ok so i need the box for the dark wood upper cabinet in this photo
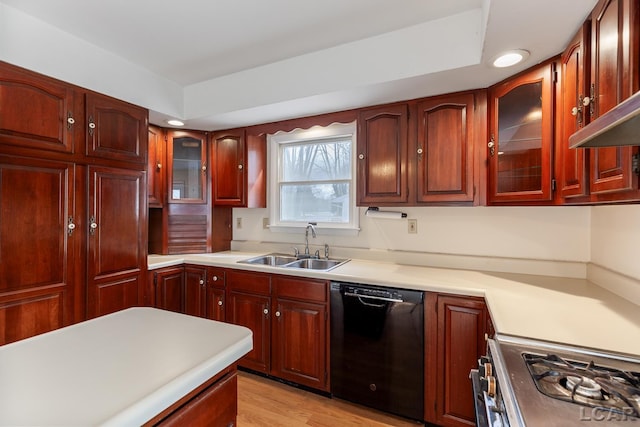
[357,104,409,205]
[85,92,148,164]
[558,24,591,200]
[148,125,165,208]
[212,129,246,206]
[167,130,208,204]
[0,62,81,156]
[416,93,476,203]
[589,0,639,196]
[488,63,555,203]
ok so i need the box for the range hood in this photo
[569,89,640,148]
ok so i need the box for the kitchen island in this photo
[0,307,252,426]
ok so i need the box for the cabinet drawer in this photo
[273,276,327,303]
[227,270,270,295]
[207,267,226,288]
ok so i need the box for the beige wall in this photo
[591,204,640,280]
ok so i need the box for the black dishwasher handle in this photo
[343,291,403,303]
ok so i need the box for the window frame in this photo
[268,121,359,235]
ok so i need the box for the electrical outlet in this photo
[236,217,242,229]
[408,219,417,234]
[262,218,269,229]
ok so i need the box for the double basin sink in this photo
[238,253,349,271]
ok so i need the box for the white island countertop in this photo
[0,307,252,426]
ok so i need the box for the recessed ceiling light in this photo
[167,119,185,127]
[492,49,530,68]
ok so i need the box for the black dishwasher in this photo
[330,281,424,421]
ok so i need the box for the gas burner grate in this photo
[523,353,640,418]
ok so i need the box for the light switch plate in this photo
[236,217,242,229]
[408,219,417,234]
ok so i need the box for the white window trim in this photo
[267,121,359,236]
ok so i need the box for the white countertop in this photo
[0,307,252,426]
[149,251,640,358]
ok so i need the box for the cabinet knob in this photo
[199,279,204,285]
[487,137,495,157]
[263,308,269,315]
[202,163,207,173]
[571,106,579,116]
[275,311,281,317]
[238,164,243,170]
[417,148,423,155]
[358,154,365,160]
[67,217,76,235]
[156,162,162,170]
[212,275,218,282]
[89,217,98,235]
[218,300,223,306]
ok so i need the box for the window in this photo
[268,122,358,234]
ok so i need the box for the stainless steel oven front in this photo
[472,335,640,427]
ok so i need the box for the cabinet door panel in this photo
[167,130,207,204]
[227,290,270,373]
[427,295,487,426]
[590,0,638,195]
[417,94,475,203]
[206,287,226,322]
[87,167,145,317]
[357,104,408,204]
[0,63,79,155]
[212,130,245,206]
[148,125,165,207]
[272,298,327,390]
[488,64,554,203]
[85,92,147,164]
[0,156,77,344]
[155,267,185,313]
[184,266,206,317]
[559,27,589,199]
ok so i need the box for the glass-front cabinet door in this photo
[167,130,207,204]
[488,64,554,203]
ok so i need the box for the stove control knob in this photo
[486,375,496,398]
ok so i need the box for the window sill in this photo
[267,225,360,237]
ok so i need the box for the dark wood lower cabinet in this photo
[154,267,185,313]
[145,365,238,427]
[226,270,329,392]
[425,293,491,427]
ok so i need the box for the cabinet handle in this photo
[88,115,96,136]
[488,136,495,157]
[199,279,205,286]
[67,113,75,130]
[358,154,365,160]
[67,217,76,235]
[275,311,281,317]
[202,163,207,173]
[263,308,269,315]
[89,216,98,235]
[212,275,218,282]
[156,162,162,171]
[218,300,223,306]
[238,164,243,170]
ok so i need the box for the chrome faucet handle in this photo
[293,247,299,257]
[324,243,329,259]
[314,249,320,259]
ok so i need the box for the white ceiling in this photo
[1,0,597,130]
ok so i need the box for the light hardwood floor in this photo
[237,371,422,427]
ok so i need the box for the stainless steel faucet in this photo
[304,223,317,256]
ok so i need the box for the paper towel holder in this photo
[365,207,408,219]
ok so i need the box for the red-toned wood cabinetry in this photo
[488,63,555,204]
[357,93,482,206]
[226,269,329,391]
[425,293,492,427]
[184,265,226,321]
[588,0,640,198]
[0,61,148,342]
[148,125,165,208]
[357,104,409,205]
[154,266,185,313]
[211,129,246,206]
